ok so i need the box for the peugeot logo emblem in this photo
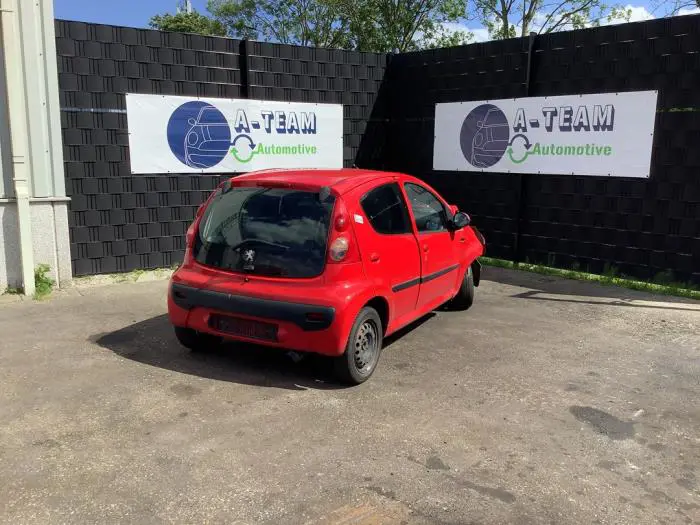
[242,249,255,263]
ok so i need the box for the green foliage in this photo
[472,0,630,40]
[3,286,22,295]
[340,0,472,52]
[33,264,54,300]
[207,0,472,52]
[208,0,352,47]
[151,0,644,50]
[650,0,700,16]
[149,10,227,36]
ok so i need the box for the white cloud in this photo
[591,4,654,26]
[469,27,491,42]
[434,22,492,44]
[609,4,655,24]
[626,4,655,21]
[677,6,700,15]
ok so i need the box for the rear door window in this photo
[360,183,411,235]
[194,186,335,278]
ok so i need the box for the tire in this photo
[334,307,383,385]
[449,265,475,311]
[174,326,221,353]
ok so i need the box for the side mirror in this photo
[451,211,471,230]
[448,204,458,216]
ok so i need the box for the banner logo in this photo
[436,92,657,178]
[167,101,231,169]
[127,94,343,174]
[166,101,320,169]
[460,104,510,168]
[457,101,618,169]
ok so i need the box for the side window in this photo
[360,183,411,235]
[404,183,448,233]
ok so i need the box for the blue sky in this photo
[53,0,698,40]
[54,0,210,28]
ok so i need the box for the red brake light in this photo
[327,198,359,264]
[335,214,348,232]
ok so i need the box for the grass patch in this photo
[114,268,147,283]
[33,264,54,300]
[3,286,23,295]
[480,257,700,301]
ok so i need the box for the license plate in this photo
[209,315,278,342]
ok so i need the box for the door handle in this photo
[423,245,429,252]
[459,238,466,243]
[369,252,380,262]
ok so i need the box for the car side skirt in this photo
[391,263,460,293]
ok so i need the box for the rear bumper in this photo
[168,282,346,356]
[171,282,335,331]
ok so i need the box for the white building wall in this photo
[0,0,72,292]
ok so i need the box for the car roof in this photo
[234,168,410,195]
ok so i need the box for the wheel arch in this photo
[364,296,390,336]
[471,259,482,287]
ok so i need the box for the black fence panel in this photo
[58,16,700,285]
[377,16,700,285]
[57,20,387,276]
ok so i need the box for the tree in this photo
[472,0,630,40]
[340,0,472,52]
[207,0,353,48]
[649,0,700,15]
[207,0,472,52]
[149,10,227,36]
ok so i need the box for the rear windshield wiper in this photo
[227,239,289,252]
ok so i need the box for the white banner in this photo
[434,91,658,178]
[125,94,343,174]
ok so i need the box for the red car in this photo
[168,169,485,384]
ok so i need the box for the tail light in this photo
[327,197,360,264]
[329,237,349,261]
[183,223,197,265]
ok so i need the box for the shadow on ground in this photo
[94,312,437,390]
[488,268,700,311]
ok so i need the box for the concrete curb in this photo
[69,268,176,289]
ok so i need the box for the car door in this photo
[355,182,422,326]
[403,182,461,312]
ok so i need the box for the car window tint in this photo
[195,187,335,278]
[404,183,448,233]
[360,183,411,235]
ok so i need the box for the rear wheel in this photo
[174,326,221,353]
[449,265,475,310]
[334,307,383,385]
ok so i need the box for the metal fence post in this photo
[239,39,250,99]
[513,32,537,264]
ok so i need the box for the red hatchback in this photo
[168,169,485,384]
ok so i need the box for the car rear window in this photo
[194,186,335,278]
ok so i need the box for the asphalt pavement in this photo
[1,267,698,524]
